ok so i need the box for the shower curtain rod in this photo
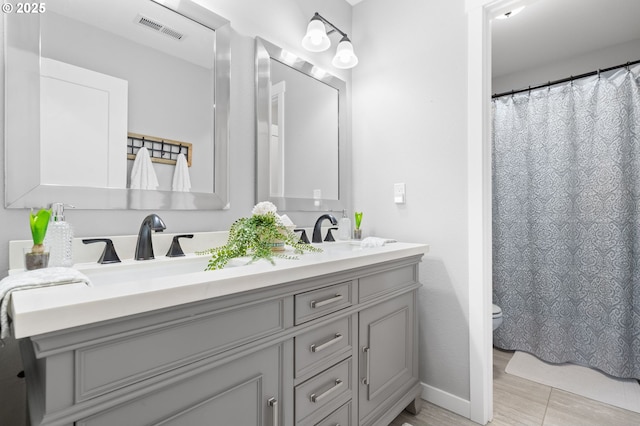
[492,58,640,99]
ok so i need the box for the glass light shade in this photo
[332,38,358,69]
[302,19,330,52]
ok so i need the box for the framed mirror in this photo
[4,0,230,209]
[255,37,347,211]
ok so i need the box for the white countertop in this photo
[10,241,428,338]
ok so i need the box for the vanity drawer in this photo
[295,358,352,425]
[295,281,353,325]
[315,400,352,426]
[359,264,416,302]
[295,316,352,378]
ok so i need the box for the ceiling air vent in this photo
[136,15,184,41]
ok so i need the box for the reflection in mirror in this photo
[4,0,230,209]
[269,60,339,200]
[256,37,347,211]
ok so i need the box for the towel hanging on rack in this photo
[130,147,159,190]
[172,153,191,192]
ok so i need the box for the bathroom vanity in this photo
[10,241,427,426]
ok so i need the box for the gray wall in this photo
[352,0,471,404]
[492,37,640,95]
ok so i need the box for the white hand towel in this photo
[360,237,397,248]
[130,147,159,190]
[278,214,295,227]
[172,153,191,192]
[0,267,92,339]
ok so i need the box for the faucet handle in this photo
[324,227,338,242]
[82,238,121,264]
[294,229,310,244]
[166,234,194,257]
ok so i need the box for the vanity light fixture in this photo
[301,12,358,69]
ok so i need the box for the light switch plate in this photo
[394,183,406,204]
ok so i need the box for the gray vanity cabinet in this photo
[76,343,284,426]
[358,292,417,426]
[19,254,423,426]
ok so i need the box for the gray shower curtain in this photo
[492,66,640,379]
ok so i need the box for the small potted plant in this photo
[200,201,320,270]
[25,208,52,270]
[353,211,363,240]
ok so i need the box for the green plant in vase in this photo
[199,202,320,270]
[26,208,52,270]
[353,211,363,239]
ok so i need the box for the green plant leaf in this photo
[29,208,52,246]
[198,212,321,270]
[354,211,363,229]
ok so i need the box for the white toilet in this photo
[492,304,503,331]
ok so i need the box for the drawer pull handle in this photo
[310,379,343,403]
[310,333,343,353]
[268,397,278,426]
[310,294,343,308]
[362,346,371,385]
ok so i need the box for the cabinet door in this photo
[76,344,283,426]
[358,292,415,423]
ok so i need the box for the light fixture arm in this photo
[311,12,350,41]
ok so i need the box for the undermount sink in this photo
[75,242,368,287]
[312,240,364,252]
[75,254,219,287]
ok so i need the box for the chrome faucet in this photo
[312,214,338,243]
[134,214,166,260]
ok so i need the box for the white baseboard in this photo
[421,382,471,419]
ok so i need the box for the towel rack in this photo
[127,132,192,167]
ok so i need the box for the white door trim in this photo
[466,0,538,423]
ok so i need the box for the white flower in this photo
[252,201,278,216]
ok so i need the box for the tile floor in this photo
[389,349,640,426]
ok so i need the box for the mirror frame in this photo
[255,37,347,212]
[4,0,230,210]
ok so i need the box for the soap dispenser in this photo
[46,203,74,267]
[338,209,352,240]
